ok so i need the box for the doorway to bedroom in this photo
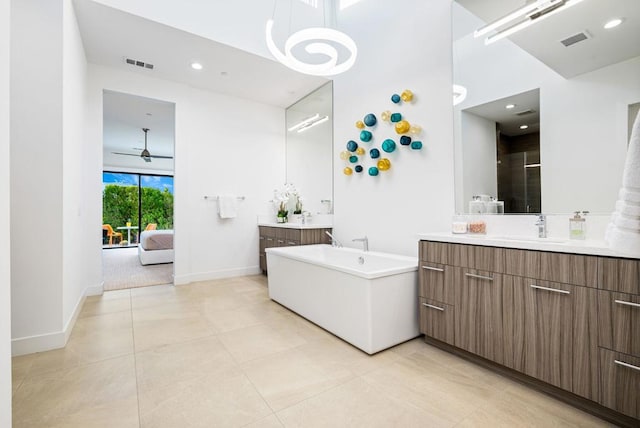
[102,90,175,291]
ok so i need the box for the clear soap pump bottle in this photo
[569,211,586,240]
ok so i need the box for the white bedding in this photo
[138,230,174,265]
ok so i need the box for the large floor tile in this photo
[360,351,511,425]
[218,323,308,363]
[138,367,272,428]
[11,354,35,396]
[135,336,237,394]
[276,377,452,428]
[243,414,284,428]
[241,346,355,411]
[26,312,134,376]
[79,292,131,318]
[132,312,216,352]
[455,382,613,428]
[13,355,138,427]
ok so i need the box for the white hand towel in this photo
[623,109,640,189]
[218,195,238,219]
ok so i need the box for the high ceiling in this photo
[456,0,640,78]
[74,0,329,172]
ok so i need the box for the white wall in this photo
[0,0,12,422]
[62,0,99,333]
[87,65,286,285]
[10,0,65,348]
[332,0,454,257]
[461,111,497,205]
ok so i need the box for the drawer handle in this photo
[530,284,570,295]
[422,302,444,312]
[465,273,493,281]
[266,238,273,241]
[259,237,265,240]
[614,360,640,372]
[422,265,444,272]
[288,241,297,245]
[614,299,640,309]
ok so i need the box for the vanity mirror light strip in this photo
[530,284,570,294]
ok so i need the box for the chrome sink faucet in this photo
[325,231,342,247]
[535,214,547,238]
[352,236,369,252]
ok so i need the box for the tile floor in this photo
[12,275,612,427]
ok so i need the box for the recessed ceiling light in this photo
[505,104,516,109]
[604,18,623,29]
[220,71,228,76]
[191,62,203,70]
[520,125,529,130]
[145,112,152,116]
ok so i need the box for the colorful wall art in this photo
[342,89,423,177]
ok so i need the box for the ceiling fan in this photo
[112,128,173,163]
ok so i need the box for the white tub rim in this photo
[265,244,417,280]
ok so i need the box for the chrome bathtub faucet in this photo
[352,236,369,252]
[535,214,547,238]
[325,231,343,247]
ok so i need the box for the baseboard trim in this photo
[174,266,261,285]
[12,282,103,356]
[424,336,639,428]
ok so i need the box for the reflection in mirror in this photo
[285,81,333,215]
[453,0,640,214]
[461,89,541,213]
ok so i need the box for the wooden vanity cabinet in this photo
[258,226,332,273]
[597,257,640,419]
[419,240,638,425]
[454,267,504,364]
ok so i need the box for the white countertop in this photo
[418,232,639,259]
[258,221,333,229]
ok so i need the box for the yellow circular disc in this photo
[355,120,365,129]
[377,158,391,171]
[401,89,414,102]
[380,110,391,122]
[395,120,411,134]
[409,124,422,135]
[343,167,353,176]
[339,150,350,160]
[356,147,365,155]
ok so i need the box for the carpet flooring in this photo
[102,247,173,291]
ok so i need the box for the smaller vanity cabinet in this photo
[597,257,640,419]
[258,226,332,273]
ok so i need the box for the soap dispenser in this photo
[569,211,586,240]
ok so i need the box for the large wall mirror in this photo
[285,81,333,215]
[453,0,640,214]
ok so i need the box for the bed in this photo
[138,230,174,265]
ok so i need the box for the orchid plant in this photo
[274,183,303,218]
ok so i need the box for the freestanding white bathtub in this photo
[266,244,419,354]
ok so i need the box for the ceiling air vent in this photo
[124,57,154,70]
[515,109,536,116]
[560,31,591,47]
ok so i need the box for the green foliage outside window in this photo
[102,185,173,239]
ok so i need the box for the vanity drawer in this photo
[598,291,640,357]
[420,241,452,265]
[419,297,454,345]
[599,257,640,294]
[539,252,598,287]
[452,244,505,272]
[599,348,640,420]
[419,263,454,304]
[504,248,540,278]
